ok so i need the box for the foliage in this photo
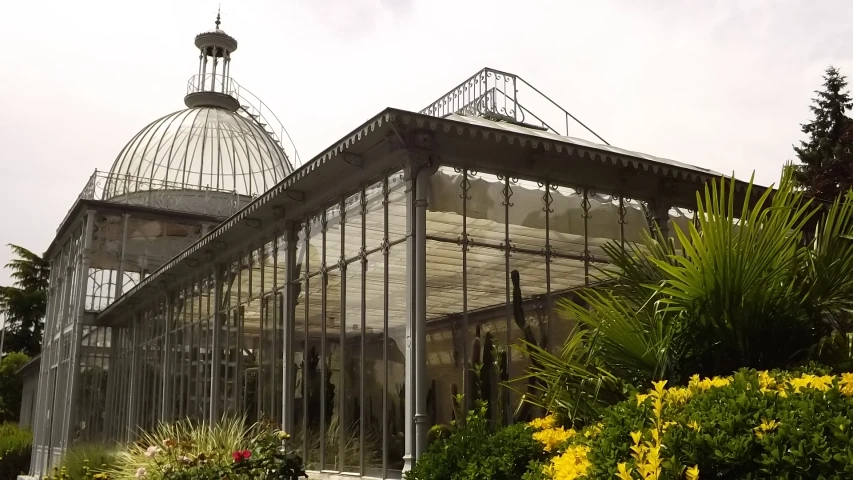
[517,169,853,424]
[795,66,853,199]
[290,413,382,471]
[58,443,118,480]
[231,427,306,480]
[105,418,305,479]
[45,461,111,480]
[405,401,548,480]
[0,422,33,479]
[0,351,30,422]
[107,417,253,478]
[0,244,49,357]
[522,368,853,480]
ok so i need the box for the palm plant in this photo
[518,169,853,425]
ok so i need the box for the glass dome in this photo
[104,107,293,199]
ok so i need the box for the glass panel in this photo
[324,271,342,471]
[387,244,406,474]
[508,252,548,422]
[388,170,407,242]
[550,185,586,259]
[87,214,123,310]
[668,206,694,251]
[304,224,323,470]
[622,197,649,245]
[292,262,307,461]
[342,258,363,474]
[242,250,263,424]
[363,251,385,477]
[464,244,509,424]
[364,181,384,253]
[324,207,343,471]
[426,167,464,242]
[507,178,548,252]
[122,216,204,282]
[425,239,464,429]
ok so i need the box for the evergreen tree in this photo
[0,245,49,357]
[794,66,853,199]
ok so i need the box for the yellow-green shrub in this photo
[526,368,853,479]
[0,423,32,479]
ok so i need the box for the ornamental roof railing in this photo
[58,170,244,232]
[419,67,610,145]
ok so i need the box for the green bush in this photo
[405,402,548,480]
[0,423,32,479]
[60,443,118,479]
[0,352,30,423]
[525,368,853,479]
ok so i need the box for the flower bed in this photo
[524,369,853,479]
[43,419,307,480]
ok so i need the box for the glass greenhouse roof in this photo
[104,107,293,199]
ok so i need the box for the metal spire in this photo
[215,5,221,30]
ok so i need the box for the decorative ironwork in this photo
[581,190,593,220]
[582,188,592,283]
[542,181,555,264]
[458,171,472,202]
[500,176,515,258]
[618,197,628,249]
[500,176,515,208]
[319,209,329,233]
[541,183,555,214]
[419,67,610,145]
[381,175,391,206]
[63,170,242,231]
[617,197,629,225]
[359,188,368,217]
[457,168,474,252]
[642,201,657,233]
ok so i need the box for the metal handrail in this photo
[513,74,609,145]
[185,74,302,168]
[232,82,302,168]
[419,67,609,145]
[58,170,242,232]
[186,73,240,98]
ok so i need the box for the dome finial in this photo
[215,5,221,30]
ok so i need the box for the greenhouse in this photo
[24,17,755,480]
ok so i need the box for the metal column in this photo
[160,293,174,421]
[64,210,96,451]
[126,316,140,443]
[413,166,430,459]
[402,167,416,471]
[115,214,130,298]
[282,224,297,435]
[209,263,225,424]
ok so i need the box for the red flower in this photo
[232,449,252,463]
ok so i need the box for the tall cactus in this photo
[511,269,548,422]
[468,327,503,422]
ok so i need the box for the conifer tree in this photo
[794,66,853,199]
[0,245,49,356]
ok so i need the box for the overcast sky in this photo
[1,0,852,288]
